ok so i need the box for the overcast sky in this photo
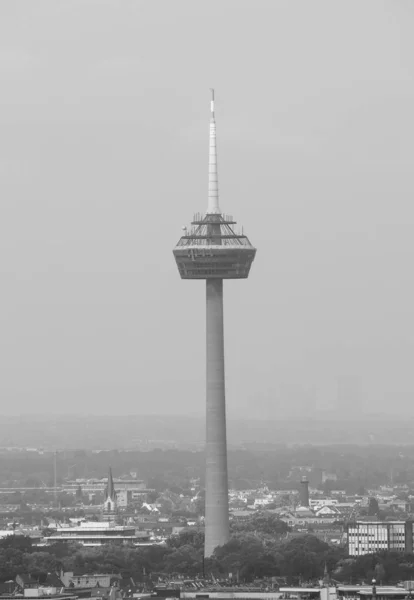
[1,0,413,418]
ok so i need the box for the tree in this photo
[231,514,290,537]
[367,497,380,517]
[213,535,277,582]
[24,552,59,576]
[164,545,202,576]
[76,485,83,501]
[167,530,204,551]
[0,548,25,582]
[0,536,32,551]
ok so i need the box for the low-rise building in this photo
[315,505,341,517]
[16,573,64,591]
[115,490,132,508]
[310,498,339,507]
[60,572,116,588]
[337,585,412,600]
[347,520,414,555]
[43,521,153,547]
[280,510,338,527]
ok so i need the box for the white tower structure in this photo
[173,91,256,557]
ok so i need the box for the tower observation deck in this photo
[173,91,256,558]
[173,212,256,279]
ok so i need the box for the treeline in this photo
[0,531,339,583]
[3,444,414,493]
[3,523,414,585]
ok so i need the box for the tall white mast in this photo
[207,89,221,215]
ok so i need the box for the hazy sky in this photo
[1,0,414,418]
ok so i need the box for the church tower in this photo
[102,467,117,522]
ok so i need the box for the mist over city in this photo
[1,1,414,599]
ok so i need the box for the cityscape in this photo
[1,2,414,600]
[3,440,414,595]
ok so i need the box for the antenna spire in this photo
[207,88,221,215]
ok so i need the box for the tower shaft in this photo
[205,277,229,556]
[299,476,310,507]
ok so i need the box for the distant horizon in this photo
[0,410,412,421]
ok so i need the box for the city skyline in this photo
[2,0,414,592]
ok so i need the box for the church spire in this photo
[102,466,117,522]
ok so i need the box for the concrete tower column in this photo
[205,277,229,557]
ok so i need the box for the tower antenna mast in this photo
[54,451,57,507]
[207,88,220,215]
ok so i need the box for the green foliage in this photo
[335,551,414,584]
[167,529,204,551]
[24,552,59,576]
[0,536,32,551]
[367,497,380,517]
[212,534,345,583]
[231,514,290,537]
[214,535,277,580]
[164,545,202,577]
[1,532,414,585]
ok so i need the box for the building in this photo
[315,505,341,517]
[337,586,412,600]
[347,520,414,555]
[11,593,76,600]
[182,589,335,600]
[322,471,338,483]
[310,498,339,507]
[62,478,148,494]
[173,93,256,558]
[16,575,43,590]
[60,572,114,588]
[43,521,152,547]
[0,529,22,539]
[280,510,338,528]
[15,572,64,592]
[116,489,132,508]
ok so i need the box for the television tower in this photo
[173,91,256,557]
